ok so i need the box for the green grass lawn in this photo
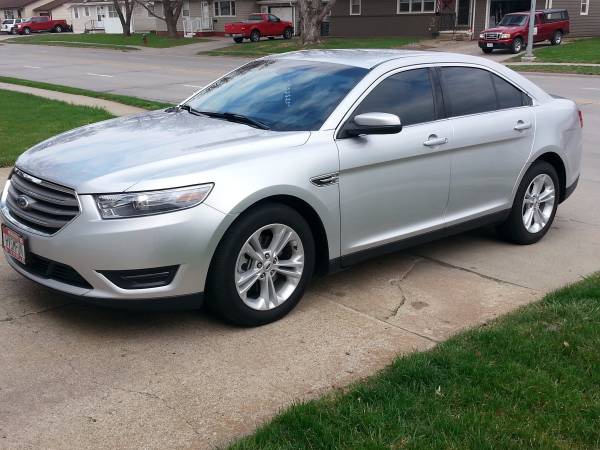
[204,37,420,57]
[531,38,600,64]
[7,33,209,50]
[231,274,600,449]
[0,76,173,110]
[0,90,113,166]
[508,65,600,76]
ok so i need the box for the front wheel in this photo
[551,30,563,45]
[54,25,63,33]
[283,27,293,39]
[249,29,260,42]
[497,161,559,245]
[482,47,493,54]
[207,203,315,326]
[511,37,523,54]
[233,37,243,43]
[23,27,31,35]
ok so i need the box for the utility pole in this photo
[522,0,537,61]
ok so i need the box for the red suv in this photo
[478,9,569,54]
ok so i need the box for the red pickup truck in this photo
[15,16,71,35]
[224,13,294,43]
[478,8,569,54]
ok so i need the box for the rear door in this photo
[439,66,535,223]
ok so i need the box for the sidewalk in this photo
[508,61,600,66]
[0,82,144,116]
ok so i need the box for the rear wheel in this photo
[207,203,315,326]
[497,161,559,245]
[54,25,63,33]
[283,27,293,39]
[551,30,563,45]
[511,37,523,54]
[482,47,493,54]
[233,37,243,43]
[23,27,31,35]
[249,29,260,42]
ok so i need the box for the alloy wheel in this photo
[522,174,555,233]
[235,223,304,311]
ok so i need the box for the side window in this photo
[353,68,436,127]
[491,74,527,109]
[440,67,498,117]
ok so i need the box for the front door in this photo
[96,5,105,28]
[438,66,535,222]
[337,68,452,258]
[456,0,470,26]
[200,1,211,30]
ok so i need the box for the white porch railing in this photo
[183,15,213,37]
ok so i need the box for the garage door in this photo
[270,6,293,24]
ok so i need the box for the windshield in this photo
[498,14,527,26]
[185,59,368,131]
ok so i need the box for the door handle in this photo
[514,120,532,131]
[423,136,448,147]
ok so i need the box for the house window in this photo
[581,0,589,15]
[183,0,190,16]
[146,3,154,16]
[84,6,90,16]
[108,5,118,18]
[214,1,235,16]
[73,7,79,18]
[398,0,435,13]
[4,9,15,19]
[350,0,361,15]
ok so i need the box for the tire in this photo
[510,37,523,54]
[482,48,493,54]
[283,27,293,39]
[551,30,563,45]
[497,161,559,245]
[54,25,62,33]
[207,203,315,326]
[249,29,260,42]
[23,27,31,35]
[233,37,243,43]
[10,28,16,35]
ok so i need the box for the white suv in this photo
[1,18,24,34]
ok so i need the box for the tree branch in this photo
[135,0,166,21]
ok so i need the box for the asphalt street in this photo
[0,42,599,450]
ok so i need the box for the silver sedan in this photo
[1,50,583,325]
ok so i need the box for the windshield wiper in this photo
[195,110,271,130]
[178,104,205,116]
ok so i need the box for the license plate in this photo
[2,224,27,264]
[486,43,493,48]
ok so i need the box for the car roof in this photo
[267,49,497,70]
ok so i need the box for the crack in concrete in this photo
[0,302,73,324]
[384,258,423,320]
[328,299,440,344]
[567,218,600,228]
[410,253,536,291]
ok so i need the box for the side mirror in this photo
[341,112,402,138]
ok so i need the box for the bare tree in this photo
[113,0,135,36]
[136,0,184,38]
[297,0,337,45]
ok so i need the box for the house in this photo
[327,0,600,38]
[0,0,70,19]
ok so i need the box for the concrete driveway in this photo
[0,45,599,448]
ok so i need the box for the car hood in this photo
[16,110,310,194]
[482,27,518,33]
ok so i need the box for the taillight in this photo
[578,110,584,128]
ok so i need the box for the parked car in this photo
[15,16,71,35]
[479,8,570,54]
[1,51,582,326]
[224,13,293,43]
[1,18,25,34]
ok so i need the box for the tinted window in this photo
[441,67,497,117]
[492,74,525,109]
[354,69,436,126]
[247,14,262,21]
[186,60,367,131]
[269,14,278,21]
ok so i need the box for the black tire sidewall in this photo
[512,37,523,53]
[500,161,559,244]
[207,203,315,326]
[284,28,292,39]
[250,30,260,42]
[552,31,562,45]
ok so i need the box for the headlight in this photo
[479,33,485,39]
[95,184,213,219]
[501,33,511,39]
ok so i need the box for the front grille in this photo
[484,32,501,40]
[5,169,80,235]
[13,252,92,289]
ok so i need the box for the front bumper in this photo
[1,186,235,302]
[478,39,512,50]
